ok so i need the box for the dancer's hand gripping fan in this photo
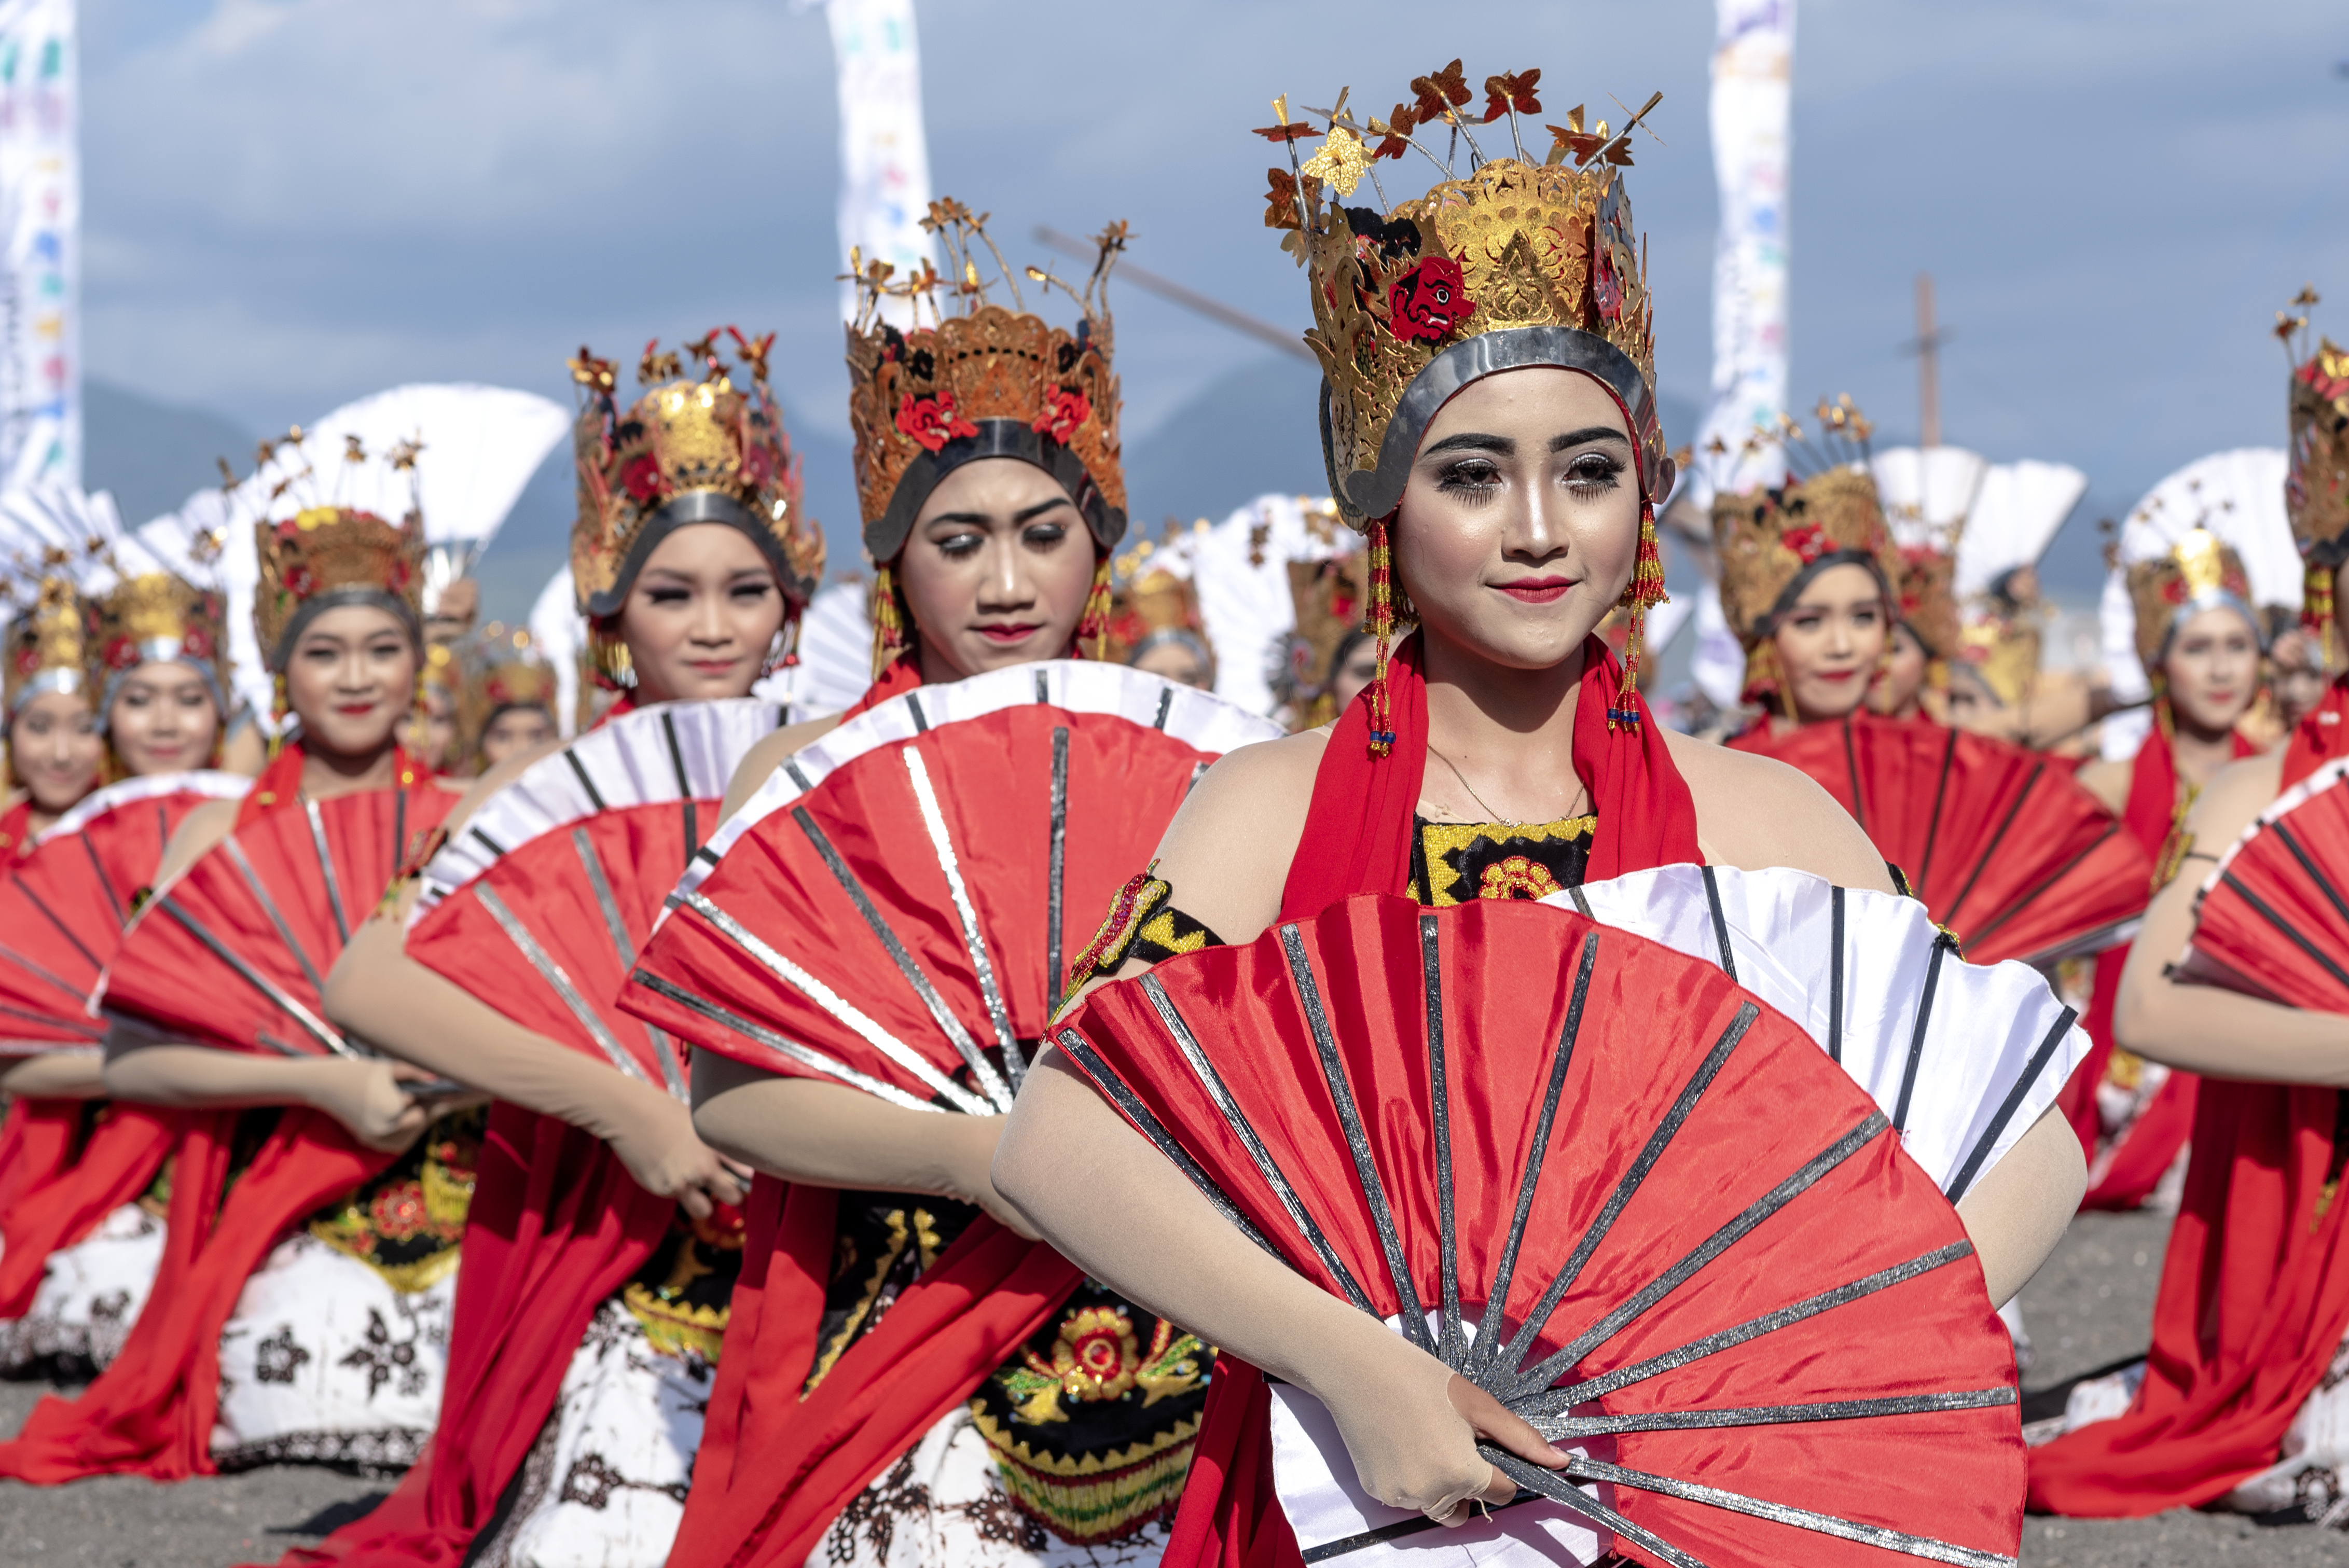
[1758,714,2151,967]
[98,783,457,1058]
[620,662,1282,1113]
[404,700,789,1094]
[0,771,250,1048]
[2173,755,2349,1009]
[1056,894,2029,1568]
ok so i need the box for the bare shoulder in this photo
[2074,756,2132,816]
[155,797,241,885]
[2184,747,2287,853]
[1149,727,1330,945]
[721,712,845,822]
[435,734,569,836]
[1661,729,1895,892]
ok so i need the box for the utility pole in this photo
[1914,273,1943,449]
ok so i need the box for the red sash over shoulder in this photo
[1171,635,1699,1568]
[0,745,448,1483]
[2029,677,2349,1516]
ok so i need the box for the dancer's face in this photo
[284,605,417,760]
[898,458,1096,681]
[1870,622,1929,719]
[1392,368,1664,673]
[2269,626,2329,732]
[478,705,557,769]
[618,523,784,705]
[2162,606,2258,734]
[8,690,100,811]
[1770,563,1888,723]
[108,661,220,775]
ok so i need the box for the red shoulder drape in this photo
[1173,635,1701,1568]
[2029,677,2349,1515]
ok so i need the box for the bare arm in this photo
[1953,1104,2084,1304]
[2114,751,2349,1081]
[690,1050,1030,1237]
[0,1050,107,1100]
[102,1037,429,1153]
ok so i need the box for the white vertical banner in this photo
[0,0,72,492]
[1693,0,1792,500]
[825,0,934,328]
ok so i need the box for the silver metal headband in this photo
[865,417,1126,565]
[578,490,811,620]
[7,666,84,719]
[1323,326,1663,524]
[2155,588,2264,662]
[268,585,421,672]
[99,641,230,734]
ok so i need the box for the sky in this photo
[75,0,2349,594]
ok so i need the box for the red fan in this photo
[100,784,456,1056]
[0,772,249,1048]
[2175,756,2349,1008]
[405,700,786,1094]
[1755,714,2150,966]
[621,662,1282,1107]
[1057,893,2023,1568]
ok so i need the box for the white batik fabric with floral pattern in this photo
[210,1231,458,1473]
[0,1200,164,1375]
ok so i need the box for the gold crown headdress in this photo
[2123,526,2256,674]
[846,206,1129,672]
[2281,288,2349,630]
[1261,67,1670,741]
[1102,527,1215,683]
[1708,401,1900,703]
[567,328,824,665]
[1,566,89,719]
[458,622,558,753]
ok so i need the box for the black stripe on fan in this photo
[1137,972,1377,1316]
[1539,1385,2015,1440]
[661,711,699,856]
[627,969,933,1111]
[563,747,607,813]
[1153,685,1174,730]
[0,997,101,1037]
[2270,818,2349,933]
[1466,933,1598,1380]
[906,694,929,732]
[81,835,124,925]
[1479,1453,1706,1568]
[790,806,998,1090]
[1892,934,1956,1134]
[393,789,408,881]
[1421,915,1463,1364]
[1944,1006,2078,1204]
[470,827,507,859]
[0,937,92,1001]
[2213,869,2349,992]
[1295,1494,1543,1563]
[1489,1001,1760,1384]
[1053,1027,1282,1260]
[13,875,103,972]
[574,826,688,1100]
[303,803,352,947]
[1185,759,1209,797]
[1281,924,1433,1352]
[1702,864,1737,980]
[154,895,348,1056]
[1523,1240,1978,1412]
[1829,885,1846,1064]
[223,838,329,997]
[1046,727,1069,1018]
[1939,760,2043,931]
[1961,822,2119,953]
[1842,717,1867,834]
[1034,669,1049,705]
[1555,1453,2018,1567]
[1505,1111,1891,1399]
[784,758,815,793]
[1915,726,1959,893]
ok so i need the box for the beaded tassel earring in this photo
[1364,515,1398,757]
[1608,501,1668,730]
[1075,554,1114,660]
[267,672,288,761]
[2305,559,2336,638]
[868,564,907,678]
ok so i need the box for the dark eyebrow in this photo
[1422,432,1514,457]
[923,494,1077,530]
[1550,426,1632,452]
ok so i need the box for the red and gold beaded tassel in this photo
[1364,515,1398,757]
[1075,554,1114,659]
[1609,501,1668,730]
[868,564,907,677]
[2306,558,2336,645]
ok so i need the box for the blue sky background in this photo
[74,0,2349,610]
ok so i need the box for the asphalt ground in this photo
[1,1209,2344,1565]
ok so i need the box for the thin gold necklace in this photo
[1427,745,1585,827]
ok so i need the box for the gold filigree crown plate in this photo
[2290,337,2349,563]
[2123,528,2257,672]
[569,330,825,620]
[1710,468,1900,647]
[255,506,427,672]
[5,575,88,716]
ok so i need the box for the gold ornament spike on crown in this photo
[568,327,825,623]
[89,572,231,718]
[1261,73,1666,525]
[844,203,1128,562]
[254,505,426,671]
[2123,526,2255,672]
[3,573,88,717]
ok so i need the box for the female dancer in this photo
[2060,515,2269,1211]
[283,329,824,1567]
[462,627,560,770]
[0,573,100,853]
[991,79,2084,1563]
[2029,321,2349,1522]
[617,215,1274,1567]
[0,537,246,1376]
[0,494,472,1483]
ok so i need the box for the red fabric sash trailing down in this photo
[2056,719,2254,1209]
[256,1105,674,1568]
[1173,632,1703,1568]
[2030,676,2349,1516]
[0,1100,181,1317]
[0,797,34,857]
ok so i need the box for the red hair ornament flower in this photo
[1779,523,1831,565]
[1033,386,1091,443]
[896,390,980,454]
[1386,256,1474,344]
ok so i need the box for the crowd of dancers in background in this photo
[0,58,2345,1568]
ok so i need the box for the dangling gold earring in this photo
[868,564,907,678]
[1075,554,1113,660]
[1365,514,1398,757]
[1609,501,1668,730]
[267,672,288,761]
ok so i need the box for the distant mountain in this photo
[84,378,255,527]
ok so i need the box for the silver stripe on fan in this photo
[902,747,1023,1093]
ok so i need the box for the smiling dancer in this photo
[989,68,2085,1566]
[0,564,100,854]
